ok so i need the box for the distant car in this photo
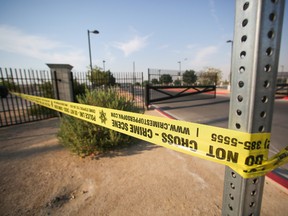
[0,85,9,98]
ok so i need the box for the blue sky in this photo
[0,0,287,80]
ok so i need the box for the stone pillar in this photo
[47,64,74,102]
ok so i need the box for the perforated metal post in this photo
[222,1,285,215]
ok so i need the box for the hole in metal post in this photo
[264,80,270,88]
[229,193,234,200]
[241,35,247,42]
[261,96,268,103]
[251,190,257,196]
[264,64,272,72]
[269,13,276,22]
[236,123,241,129]
[266,47,273,56]
[240,51,246,58]
[230,183,236,189]
[228,204,233,211]
[236,109,242,116]
[237,95,243,102]
[252,178,259,184]
[239,66,245,73]
[242,19,248,27]
[249,202,256,207]
[258,126,265,132]
[267,30,274,39]
[231,172,237,178]
[260,111,266,118]
[243,2,249,10]
[238,81,244,88]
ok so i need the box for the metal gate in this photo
[276,72,288,97]
[145,68,217,108]
[0,68,56,127]
[72,71,145,111]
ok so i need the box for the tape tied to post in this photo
[12,92,288,178]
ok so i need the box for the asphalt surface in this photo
[150,90,288,188]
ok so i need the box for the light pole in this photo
[103,60,106,72]
[178,61,181,85]
[87,29,99,72]
[177,61,181,74]
[227,40,233,90]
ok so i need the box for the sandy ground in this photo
[0,110,287,216]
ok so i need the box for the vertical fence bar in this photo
[17,69,26,122]
[0,68,8,126]
[145,84,150,109]
[29,69,38,121]
[24,69,34,122]
[222,0,285,215]
[6,68,15,125]
[14,68,25,123]
[53,71,60,100]
[13,68,23,123]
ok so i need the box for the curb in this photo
[151,105,288,190]
[266,171,288,190]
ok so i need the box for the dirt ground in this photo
[0,110,287,216]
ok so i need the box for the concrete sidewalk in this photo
[0,111,287,215]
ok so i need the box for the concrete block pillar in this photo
[47,63,74,102]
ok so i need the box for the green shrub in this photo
[57,88,140,156]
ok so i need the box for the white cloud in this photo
[0,25,86,69]
[113,35,150,56]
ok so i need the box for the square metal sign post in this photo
[222,0,285,215]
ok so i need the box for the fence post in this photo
[47,64,74,102]
[145,84,150,110]
[221,0,285,215]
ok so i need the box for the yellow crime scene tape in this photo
[13,92,288,178]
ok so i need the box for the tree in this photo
[159,74,172,85]
[182,70,197,85]
[142,80,149,86]
[151,78,159,85]
[106,70,116,86]
[198,67,222,85]
[174,79,181,86]
[87,66,116,88]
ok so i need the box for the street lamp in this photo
[178,61,182,85]
[87,29,99,72]
[103,60,106,72]
[178,61,181,74]
[227,40,233,90]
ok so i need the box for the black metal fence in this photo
[145,68,217,108]
[72,71,144,110]
[0,68,144,127]
[0,68,56,127]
